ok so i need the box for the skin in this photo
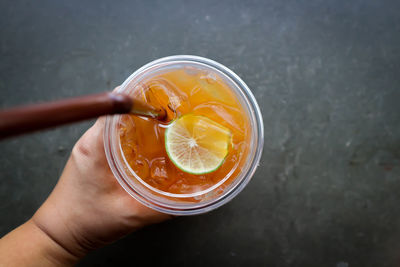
[0,117,170,266]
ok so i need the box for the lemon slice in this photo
[165,114,231,174]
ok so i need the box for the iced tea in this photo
[118,66,251,195]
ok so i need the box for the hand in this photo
[32,117,171,260]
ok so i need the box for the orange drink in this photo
[104,56,263,215]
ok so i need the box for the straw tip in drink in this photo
[155,108,167,121]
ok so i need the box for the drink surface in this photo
[118,66,251,195]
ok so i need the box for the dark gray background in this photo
[1,0,400,266]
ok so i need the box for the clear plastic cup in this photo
[104,55,263,215]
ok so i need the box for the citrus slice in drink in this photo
[165,114,231,174]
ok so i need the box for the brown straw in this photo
[0,92,165,140]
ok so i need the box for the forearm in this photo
[0,119,170,266]
[0,219,80,267]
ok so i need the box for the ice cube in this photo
[200,72,217,84]
[150,157,168,180]
[133,156,150,179]
[167,178,191,194]
[144,78,190,122]
[118,115,136,134]
[130,82,149,102]
[119,115,139,159]
[193,102,246,137]
[122,142,137,160]
[184,65,200,76]
[190,85,202,97]
[148,157,178,189]
[191,73,237,106]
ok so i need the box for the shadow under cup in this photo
[104,55,263,215]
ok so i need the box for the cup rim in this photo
[104,55,264,215]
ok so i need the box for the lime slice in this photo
[165,114,231,174]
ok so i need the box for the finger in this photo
[90,86,120,128]
[92,116,106,129]
[112,86,121,93]
[90,86,120,138]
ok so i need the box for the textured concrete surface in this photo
[1,0,400,266]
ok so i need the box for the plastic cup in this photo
[104,55,263,215]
